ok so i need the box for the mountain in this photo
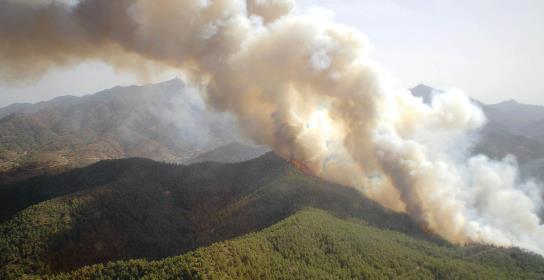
[2,154,543,279]
[186,142,270,164]
[411,85,544,182]
[519,118,544,144]
[1,153,439,279]
[472,125,544,163]
[487,100,544,135]
[0,96,84,119]
[0,103,33,119]
[3,81,543,184]
[410,84,544,140]
[410,84,436,105]
[0,79,249,183]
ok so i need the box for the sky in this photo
[0,0,543,107]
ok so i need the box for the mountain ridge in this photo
[0,78,246,183]
[1,152,445,278]
[3,81,544,184]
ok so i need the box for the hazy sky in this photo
[0,0,543,107]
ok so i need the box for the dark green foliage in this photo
[0,153,436,278]
[49,209,544,280]
[1,154,543,279]
[0,159,139,221]
[0,153,290,277]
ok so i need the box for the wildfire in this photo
[288,158,314,176]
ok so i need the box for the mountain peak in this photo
[411,84,435,93]
[159,76,184,87]
[186,142,270,164]
[499,99,520,105]
[410,84,437,105]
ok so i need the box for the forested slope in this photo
[1,153,434,279]
[49,209,544,280]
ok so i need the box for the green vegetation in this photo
[1,154,543,279]
[49,209,544,280]
[0,158,142,220]
[1,154,435,278]
[0,154,288,278]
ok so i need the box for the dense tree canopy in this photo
[1,155,543,279]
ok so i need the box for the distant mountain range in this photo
[2,81,544,184]
[411,84,544,180]
[2,81,544,185]
[411,84,544,145]
[2,153,542,279]
[0,79,263,183]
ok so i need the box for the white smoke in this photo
[0,0,542,255]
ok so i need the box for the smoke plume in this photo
[1,0,543,254]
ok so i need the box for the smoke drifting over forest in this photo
[1,0,542,255]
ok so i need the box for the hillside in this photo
[486,100,544,136]
[0,153,433,279]
[0,78,244,183]
[472,126,544,163]
[46,210,544,279]
[186,142,269,164]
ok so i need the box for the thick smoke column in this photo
[1,0,543,254]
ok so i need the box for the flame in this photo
[288,158,314,176]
